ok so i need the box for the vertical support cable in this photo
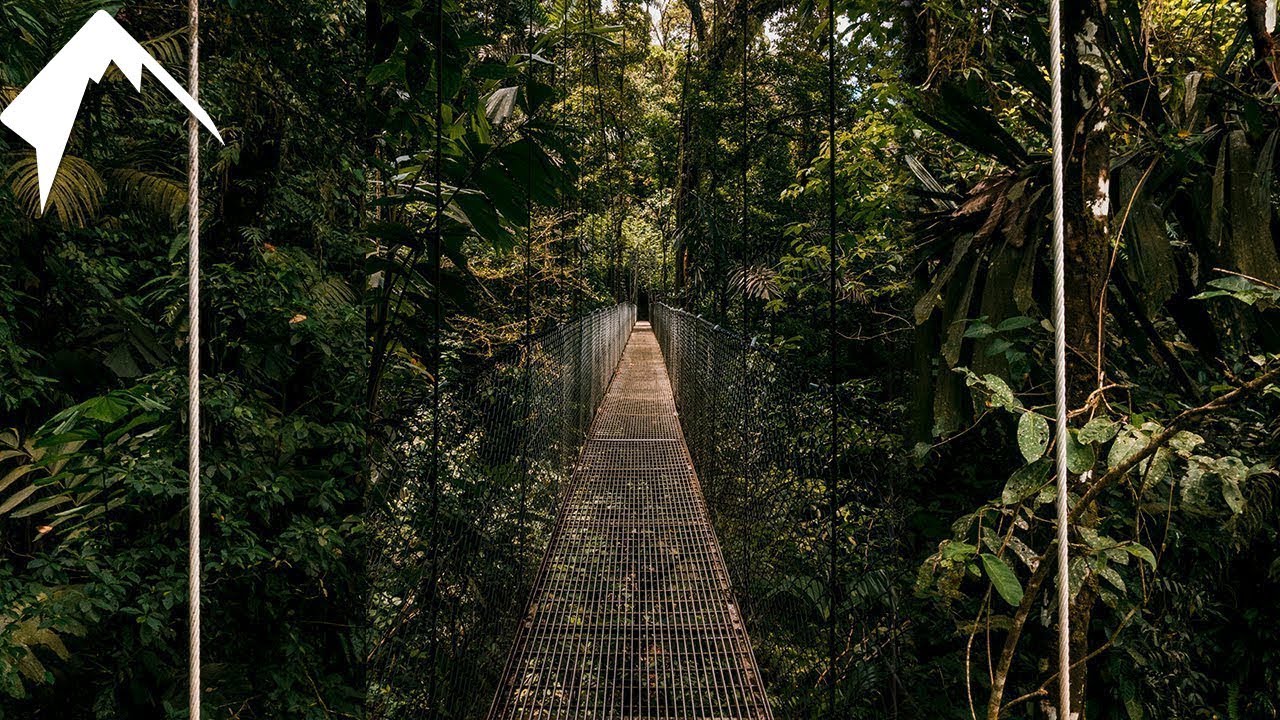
[1047,0,1072,714]
[186,1,201,717]
[524,2,535,340]
[670,15,695,297]
[573,18,587,434]
[824,0,839,713]
[738,0,752,607]
[572,10,585,320]
[587,0,608,302]
[428,0,445,709]
[739,5,749,322]
[615,0,629,301]
[520,0,536,553]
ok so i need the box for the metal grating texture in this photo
[487,322,774,719]
[369,303,637,720]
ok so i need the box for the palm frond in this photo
[106,167,187,222]
[3,152,104,228]
[729,263,781,301]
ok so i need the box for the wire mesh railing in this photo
[368,302,635,720]
[651,302,889,718]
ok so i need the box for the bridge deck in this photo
[488,323,773,719]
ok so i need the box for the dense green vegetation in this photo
[1,1,365,717]
[3,0,1279,717]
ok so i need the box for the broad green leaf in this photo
[961,370,1019,410]
[1078,417,1118,444]
[1218,457,1248,513]
[941,540,977,561]
[1139,447,1173,490]
[1169,431,1204,455]
[963,322,996,339]
[366,59,405,86]
[1193,275,1280,306]
[981,374,1017,410]
[1180,457,1212,511]
[1109,429,1149,470]
[1002,458,1050,505]
[1066,430,1096,474]
[1067,556,1089,600]
[1097,563,1126,594]
[1123,543,1157,569]
[1017,412,1049,462]
[979,553,1024,606]
[996,315,1038,332]
[81,395,130,423]
[1078,526,1118,551]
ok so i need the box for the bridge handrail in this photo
[649,300,866,712]
[651,301,842,395]
[367,301,636,719]
[449,301,637,380]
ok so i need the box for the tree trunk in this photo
[1063,0,1113,405]
[1244,0,1280,84]
[903,0,939,443]
[1062,3,1113,716]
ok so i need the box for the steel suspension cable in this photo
[428,0,445,709]
[587,0,610,300]
[186,1,201,717]
[1047,0,1072,714]
[519,0,536,554]
[824,0,839,713]
[549,22,566,320]
[739,4,749,321]
[738,0,754,607]
[572,8,588,318]
[615,0,630,301]
[670,14,695,296]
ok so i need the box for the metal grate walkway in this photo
[488,322,773,719]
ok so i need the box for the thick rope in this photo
[1047,0,1072,714]
[186,0,201,717]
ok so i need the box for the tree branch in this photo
[986,363,1280,718]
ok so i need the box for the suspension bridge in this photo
[369,302,852,718]
[488,320,772,718]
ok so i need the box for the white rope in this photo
[1047,0,1072,715]
[187,0,202,717]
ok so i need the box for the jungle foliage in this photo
[1,1,366,717]
[2,0,1279,718]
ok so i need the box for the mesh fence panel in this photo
[652,303,874,718]
[369,303,636,719]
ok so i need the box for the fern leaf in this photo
[3,152,104,228]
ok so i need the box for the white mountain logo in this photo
[1,10,222,211]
